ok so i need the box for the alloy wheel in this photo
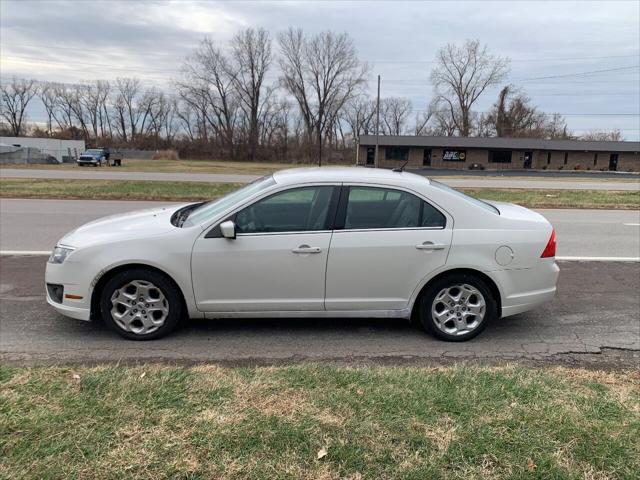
[431,284,486,336]
[110,280,169,335]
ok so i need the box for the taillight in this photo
[541,228,556,258]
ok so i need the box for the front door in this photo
[423,149,432,166]
[609,154,618,171]
[523,151,533,169]
[191,185,338,312]
[325,186,452,311]
[366,147,375,166]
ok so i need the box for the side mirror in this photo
[219,220,236,239]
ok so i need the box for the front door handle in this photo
[415,242,446,251]
[292,245,322,254]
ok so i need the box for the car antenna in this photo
[392,161,408,172]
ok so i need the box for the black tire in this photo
[418,273,497,342]
[100,268,184,340]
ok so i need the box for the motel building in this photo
[357,135,640,172]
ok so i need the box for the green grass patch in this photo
[2,178,639,209]
[461,188,640,209]
[0,178,241,202]
[1,364,638,479]
[0,159,332,175]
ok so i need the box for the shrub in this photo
[152,149,179,161]
[574,164,582,170]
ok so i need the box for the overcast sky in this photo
[1,0,639,138]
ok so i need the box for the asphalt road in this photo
[1,256,638,367]
[1,198,638,258]
[2,168,639,190]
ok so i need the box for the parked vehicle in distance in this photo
[45,168,559,341]
[77,148,109,166]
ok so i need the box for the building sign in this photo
[443,149,466,162]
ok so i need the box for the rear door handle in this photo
[415,242,446,251]
[292,245,322,254]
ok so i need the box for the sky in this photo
[1,0,639,139]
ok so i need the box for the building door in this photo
[523,151,533,169]
[423,149,432,167]
[609,154,618,171]
[366,147,375,166]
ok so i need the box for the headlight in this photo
[48,246,75,264]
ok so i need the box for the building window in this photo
[547,152,551,165]
[442,149,466,162]
[384,147,409,161]
[489,150,512,163]
[564,152,568,165]
[594,153,598,166]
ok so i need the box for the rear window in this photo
[430,180,500,214]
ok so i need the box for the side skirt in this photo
[202,308,412,320]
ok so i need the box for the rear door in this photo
[325,185,452,312]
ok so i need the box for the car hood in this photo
[59,203,189,248]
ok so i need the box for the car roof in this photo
[272,167,431,188]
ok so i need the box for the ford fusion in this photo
[46,168,559,341]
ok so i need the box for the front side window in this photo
[183,175,276,227]
[235,186,335,234]
[344,187,445,230]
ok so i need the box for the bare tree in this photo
[380,97,412,135]
[178,37,239,156]
[230,27,272,161]
[413,104,435,135]
[39,82,61,136]
[0,78,38,136]
[114,77,142,142]
[430,39,509,136]
[580,129,624,141]
[485,86,547,137]
[343,96,376,141]
[279,28,368,165]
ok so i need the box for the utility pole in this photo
[374,74,380,168]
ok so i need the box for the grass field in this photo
[0,159,332,175]
[1,364,638,479]
[1,178,638,209]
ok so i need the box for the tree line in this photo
[0,32,624,163]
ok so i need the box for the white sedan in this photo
[45,168,559,341]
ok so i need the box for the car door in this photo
[325,185,452,312]
[191,185,339,312]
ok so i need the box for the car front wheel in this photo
[418,273,497,341]
[100,268,183,340]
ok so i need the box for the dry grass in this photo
[151,149,179,160]
[1,364,638,479]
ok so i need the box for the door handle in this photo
[415,242,446,251]
[292,245,322,254]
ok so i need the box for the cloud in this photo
[1,0,638,137]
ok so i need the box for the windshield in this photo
[430,180,500,214]
[182,175,277,227]
[85,149,102,154]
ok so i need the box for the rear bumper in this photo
[490,259,560,318]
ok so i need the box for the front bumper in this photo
[45,261,92,321]
[46,292,91,321]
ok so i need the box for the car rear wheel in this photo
[100,268,183,340]
[418,273,497,341]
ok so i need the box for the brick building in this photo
[357,135,640,172]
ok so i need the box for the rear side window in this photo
[343,187,445,230]
[235,186,335,234]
